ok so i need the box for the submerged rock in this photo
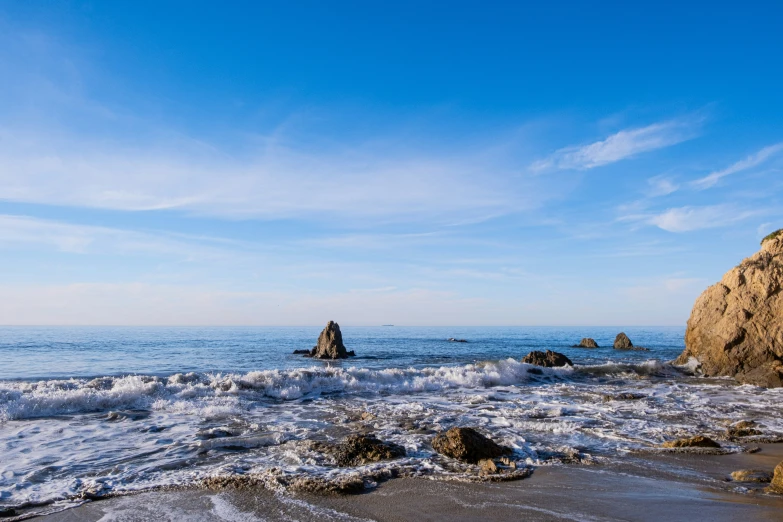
[767,461,783,494]
[613,332,634,349]
[292,349,310,355]
[432,427,511,463]
[308,321,356,359]
[522,350,573,367]
[661,435,720,449]
[726,420,763,438]
[730,469,772,483]
[675,231,783,387]
[574,338,599,348]
[447,338,468,343]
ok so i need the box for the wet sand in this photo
[35,444,783,522]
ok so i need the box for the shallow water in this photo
[1,326,782,514]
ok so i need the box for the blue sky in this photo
[0,1,781,325]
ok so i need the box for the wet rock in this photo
[730,469,772,483]
[726,420,763,438]
[767,461,783,494]
[478,458,498,475]
[526,368,544,375]
[603,392,646,402]
[360,411,376,421]
[613,332,634,349]
[675,231,783,387]
[432,427,511,463]
[308,321,356,359]
[292,349,310,355]
[662,435,720,449]
[522,350,573,368]
[574,338,599,348]
[329,434,405,466]
[448,338,468,343]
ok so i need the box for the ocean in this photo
[1,326,782,515]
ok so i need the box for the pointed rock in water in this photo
[613,332,633,349]
[675,230,783,387]
[522,350,573,367]
[308,321,356,359]
[574,338,599,348]
[432,427,511,463]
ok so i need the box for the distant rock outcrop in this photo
[613,332,633,349]
[308,321,356,359]
[432,427,511,463]
[522,350,573,367]
[574,338,599,348]
[674,231,783,387]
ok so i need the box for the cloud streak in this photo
[531,119,699,171]
[691,141,783,189]
[646,205,758,233]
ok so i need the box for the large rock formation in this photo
[574,338,599,348]
[432,427,511,463]
[308,321,356,359]
[522,350,573,367]
[674,231,783,387]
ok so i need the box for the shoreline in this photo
[36,444,783,522]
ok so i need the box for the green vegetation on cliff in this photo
[762,229,783,245]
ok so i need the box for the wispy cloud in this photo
[691,142,783,189]
[530,118,699,171]
[646,205,758,232]
[646,175,679,197]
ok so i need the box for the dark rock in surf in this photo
[613,332,634,349]
[333,434,406,466]
[432,427,511,463]
[307,321,356,359]
[661,435,720,449]
[726,420,763,439]
[448,338,468,343]
[292,349,311,355]
[522,350,573,368]
[574,338,599,348]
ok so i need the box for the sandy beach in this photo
[35,444,783,522]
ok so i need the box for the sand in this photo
[34,444,783,522]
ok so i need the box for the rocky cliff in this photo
[675,230,783,387]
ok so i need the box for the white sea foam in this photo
[2,359,783,512]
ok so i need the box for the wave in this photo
[0,358,679,421]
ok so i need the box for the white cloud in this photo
[691,142,783,189]
[647,205,757,232]
[530,119,699,171]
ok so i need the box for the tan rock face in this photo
[675,233,783,387]
[767,460,783,494]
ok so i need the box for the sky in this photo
[0,1,782,326]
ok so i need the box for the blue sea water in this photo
[1,325,782,515]
[0,325,685,380]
